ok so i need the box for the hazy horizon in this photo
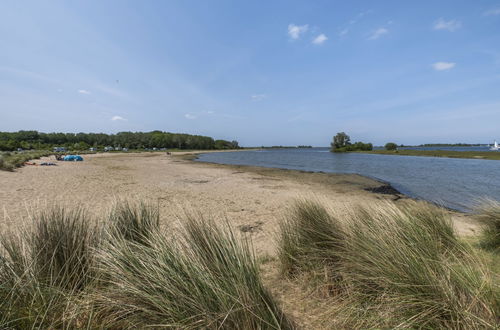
[1,1,499,146]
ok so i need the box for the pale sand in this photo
[0,152,481,255]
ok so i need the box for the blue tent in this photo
[63,155,84,161]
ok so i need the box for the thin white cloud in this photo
[185,113,197,120]
[484,8,500,16]
[312,34,328,45]
[338,11,370,38]
[368,28,388,40]
[94,83,126,98]
[0,66,58,84]
[339,28,349,37]
[433,62,456,71]
[433,18,461,31]
[288,24,308,39]
[349,10,371,25]
[78,89,91,95]
[111,115,127,121]
[251,94,267,101]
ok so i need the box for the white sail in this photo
[490,141,500,151]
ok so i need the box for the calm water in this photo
[196,148,500,212]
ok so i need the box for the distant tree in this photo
[230,140,239,149]
[215,139,239,149]
[330,132,351,152]
[385,142,398,151]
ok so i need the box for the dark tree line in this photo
[0,130,240,151]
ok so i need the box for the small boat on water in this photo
[490,141,500,151]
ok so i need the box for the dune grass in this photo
[0,150,53,171]
[92,214,293,329]
[475,200,500,252]
[278,200,344,281]
[2,198,498,329]
[0,202,293,329]
[278,199,499,328]
[107,200,160,245]
[0,206,99,328]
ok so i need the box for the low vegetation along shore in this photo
[0,150,53,171]
[1,198,498,328]
[361,149,500,160]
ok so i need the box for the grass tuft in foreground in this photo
[92,213,293,329]
[278,200,344,280]
[0,206,99,328]
[0,202,292,329]
[475,200,500,252]
[278,199,498,328]
[107,200,160,245]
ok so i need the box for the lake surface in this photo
[196,148,500,212]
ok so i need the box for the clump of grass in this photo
[278,200,344,279]
[107,200,160,245]
[278,200,498,328]
[31,206,99,290]
[341,202,496,328]
[0,206,99,328]
[0,150,53,171]
[93,214,293,329]
[1,202,292,329]
[476,200,500,252]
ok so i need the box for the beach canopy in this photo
[63,155,84,161]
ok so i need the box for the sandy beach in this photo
[0,152,481,255]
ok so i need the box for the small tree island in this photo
[330,132,373,152]
[385,142,398,151]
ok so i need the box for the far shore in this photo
[357,149,500,160]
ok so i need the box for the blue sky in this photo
[1,0,499,146]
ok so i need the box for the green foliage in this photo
[384,142,397,150]
[277,200,498,328]
[214,139,240,149]
[334,141,373,152]
[330,132,351,151]
[0,151,52,171]
[0,130,239,151]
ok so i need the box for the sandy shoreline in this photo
[0,152,481,255]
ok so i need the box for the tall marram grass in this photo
[0,206,99,328]
[278,199,499,329]
[475,200,500,251]
[278,200,344,280]
[92,214,293,329]
[108,200,160,245]
[0,202,292,329]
